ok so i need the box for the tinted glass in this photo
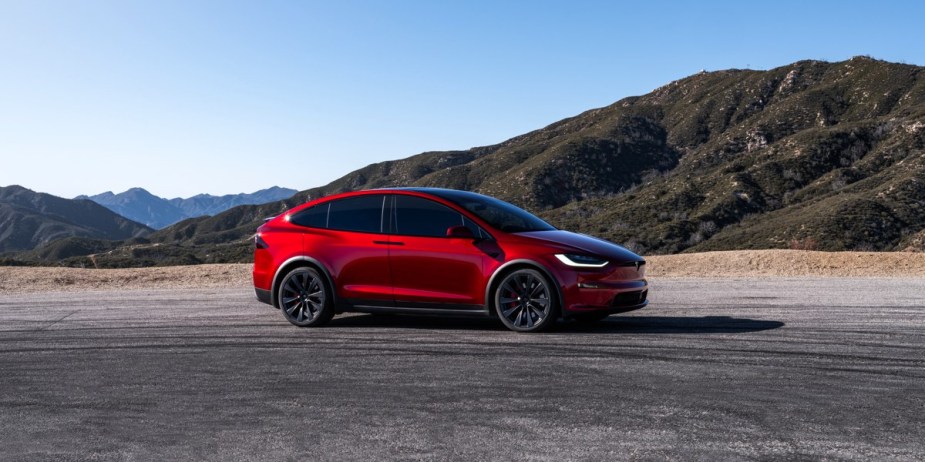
[462,215,489,239]
[426,189,555,233]
[394,195,466,237]
[289,203,328,228]
[327,195,385,233]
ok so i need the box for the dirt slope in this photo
[0,264,250,294]
[646,250,925,277]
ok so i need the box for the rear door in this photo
[387,194,488,309]
[322,194,393,305]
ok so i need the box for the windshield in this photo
[426,189,555,233]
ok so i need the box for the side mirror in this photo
[446,225,475,239]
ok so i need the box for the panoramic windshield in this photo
[426,189,555,233]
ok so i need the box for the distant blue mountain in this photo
[75,188,187,230]
[166,186,298,217]
[76,186,297,229]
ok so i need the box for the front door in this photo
[387,194,488,309]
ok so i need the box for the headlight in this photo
[555,254,608,268]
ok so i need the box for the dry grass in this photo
[1,250,924,295]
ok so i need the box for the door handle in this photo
[373,241,404,246]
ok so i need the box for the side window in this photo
[327,195,385,233]
[394,195,467,238]
[289,203,328,228]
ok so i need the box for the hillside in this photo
[0,186,152,254]
[77,186,297,229]
[11,57,925,267]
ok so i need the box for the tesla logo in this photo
[634,261,641,272]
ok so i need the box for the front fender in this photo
[483,259,565,318]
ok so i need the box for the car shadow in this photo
[327,313,784,334]
[561,315,784,334]
[328,314,507,331]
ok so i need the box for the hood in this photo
[518,230,644,262]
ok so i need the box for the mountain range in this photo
[0,185,151,254]
[75,186,297,229]
[3,57,925,267]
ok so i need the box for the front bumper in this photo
[596,298,648,316]
[561,278,648,316]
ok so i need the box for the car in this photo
[253,188,647,332]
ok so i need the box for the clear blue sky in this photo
[1,0,923,198]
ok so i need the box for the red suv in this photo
[253,188,647,332]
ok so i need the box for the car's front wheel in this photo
[494,268,558,332]
[278,267,334,327]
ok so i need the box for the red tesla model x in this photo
[253,188,647,332]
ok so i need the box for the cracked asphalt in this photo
[1,278,924,460]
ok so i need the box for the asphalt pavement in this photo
[1,278,924,460]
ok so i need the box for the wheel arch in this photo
[271,256,337,309]
[484,259,564,318]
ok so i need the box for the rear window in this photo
[289,203,329,228]
[327,195,385,234]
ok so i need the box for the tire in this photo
[494,268,558,332]
[277,267,334,327]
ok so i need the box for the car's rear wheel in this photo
[494,268,558,332]
[278,267,334,327]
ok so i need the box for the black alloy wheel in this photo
[278,267,334,327]
[494,268,558,332]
